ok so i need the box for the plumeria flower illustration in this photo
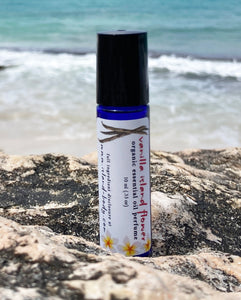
[123,242,136,256]
[144,238,151,252]
[103,235,114,249]
[118,237,142,256]
[101,231,118,252]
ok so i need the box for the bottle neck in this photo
[97,105,149,121]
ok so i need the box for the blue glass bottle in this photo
[97,31,151,257]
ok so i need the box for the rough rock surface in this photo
[0,148,241,299]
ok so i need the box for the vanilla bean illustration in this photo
[99,121,148,143]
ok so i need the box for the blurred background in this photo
[0,0,241,156]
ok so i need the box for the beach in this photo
[0,0,241,156]
[0,2,241,298]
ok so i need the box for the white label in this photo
[97,117,151,256]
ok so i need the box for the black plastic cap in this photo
[97,30,149,106]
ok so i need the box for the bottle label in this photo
[97,117,151,256]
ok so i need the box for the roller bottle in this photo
[97,30,151,256]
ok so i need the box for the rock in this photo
[0,153,99,242]
[150,148,241,257]
[0,216,241,299]
[0,148,241,299]
[0,65,14,71]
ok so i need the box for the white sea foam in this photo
[0,49,240,156]
[2,49,241,81]
[0,49,96,70]
[149,55,241,79]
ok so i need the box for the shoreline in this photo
[1,46,241,62]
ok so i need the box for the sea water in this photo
[0,0,241,155]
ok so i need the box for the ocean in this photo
[0,0,241,156]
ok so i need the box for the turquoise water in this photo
[0,0,241,155]
[1,0,241,58]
